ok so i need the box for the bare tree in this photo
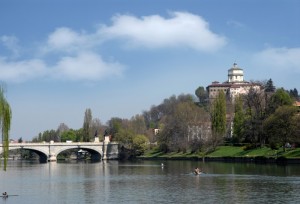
[56,123,69,142]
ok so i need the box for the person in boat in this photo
[2,192,7,197]
[194,167,200,174]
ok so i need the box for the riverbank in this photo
[138,146,300,164]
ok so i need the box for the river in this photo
[1,160,300,204]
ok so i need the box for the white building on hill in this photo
[206,63,261,101]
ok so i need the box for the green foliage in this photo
[132,134,149,156]
[263,105,298,151]
[267,88,293,115]
[0,87,12,171]
[32,129,58,142]
[60,130,77,142]
[211,91,226,135]
[195,86,207,105]
[264,78,275,93]
[115,128,134,149]
[289,88,299,100]
[82,108,92,142]
[108,117,123,136]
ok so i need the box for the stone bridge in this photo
[0,138,118,162]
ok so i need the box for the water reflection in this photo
[0,160,300,204]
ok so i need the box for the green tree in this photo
[211,91,226,135]
[60,129,77,142]
[263,106,298,151]
[267,88,293,115]
[107,117,123,137]
[209,91,226,150]
[265,78,275,93]
[289,88,299,100]
[18,137,23,143]
[195,86,207,105]
[0,87,12,171]
[82,108,92,142]
[115,128,134,150]
[132,134,149,156]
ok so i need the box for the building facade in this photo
[206,63,261,101]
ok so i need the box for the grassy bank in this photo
[140,146,300,161]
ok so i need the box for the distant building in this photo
[206,63,261,101]
[294,101,300,113]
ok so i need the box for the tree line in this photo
[31,78,300,158]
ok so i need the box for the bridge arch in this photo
[55,147,102,161]
[3,147,48,163]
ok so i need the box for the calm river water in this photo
[1,160,300,204]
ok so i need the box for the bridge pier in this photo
[48,152,57,162]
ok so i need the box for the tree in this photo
[263,106,298,151]
[156,94,209,152]
[91,118,105,141]
[130,114,147,135]
[211,91,226,136]
[115,128,134,150]
[132,134,149,156]
[267,88,293,115]
[56,123,69,142]
[18,137,23,143]
[195,86,207,105]
[0,86,12,171]
[264,78,275,93]
[82,108,92,142]
[289,88,299,100]
[243,87,266,146]
[60,129,77,142]
[107,117,123,138]
[209,91,226,150]
[232,96,245,142]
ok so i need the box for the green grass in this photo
[208,146,278,158]
[207,146,244,157]
[141,146,300,159]
[282,149,300,158]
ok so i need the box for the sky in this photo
[0,0,299,141]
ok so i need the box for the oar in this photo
[1,195,19,197]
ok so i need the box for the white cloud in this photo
[0,57,47,83]
[52,52,124,81]
[43,27,92,53]
[253,47,300,72]
[0,11,226,83]
[99,11,227,51]
[0,52,124,83]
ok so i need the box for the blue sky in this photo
[1,0,299,141]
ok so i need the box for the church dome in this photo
[228,63,244,83]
